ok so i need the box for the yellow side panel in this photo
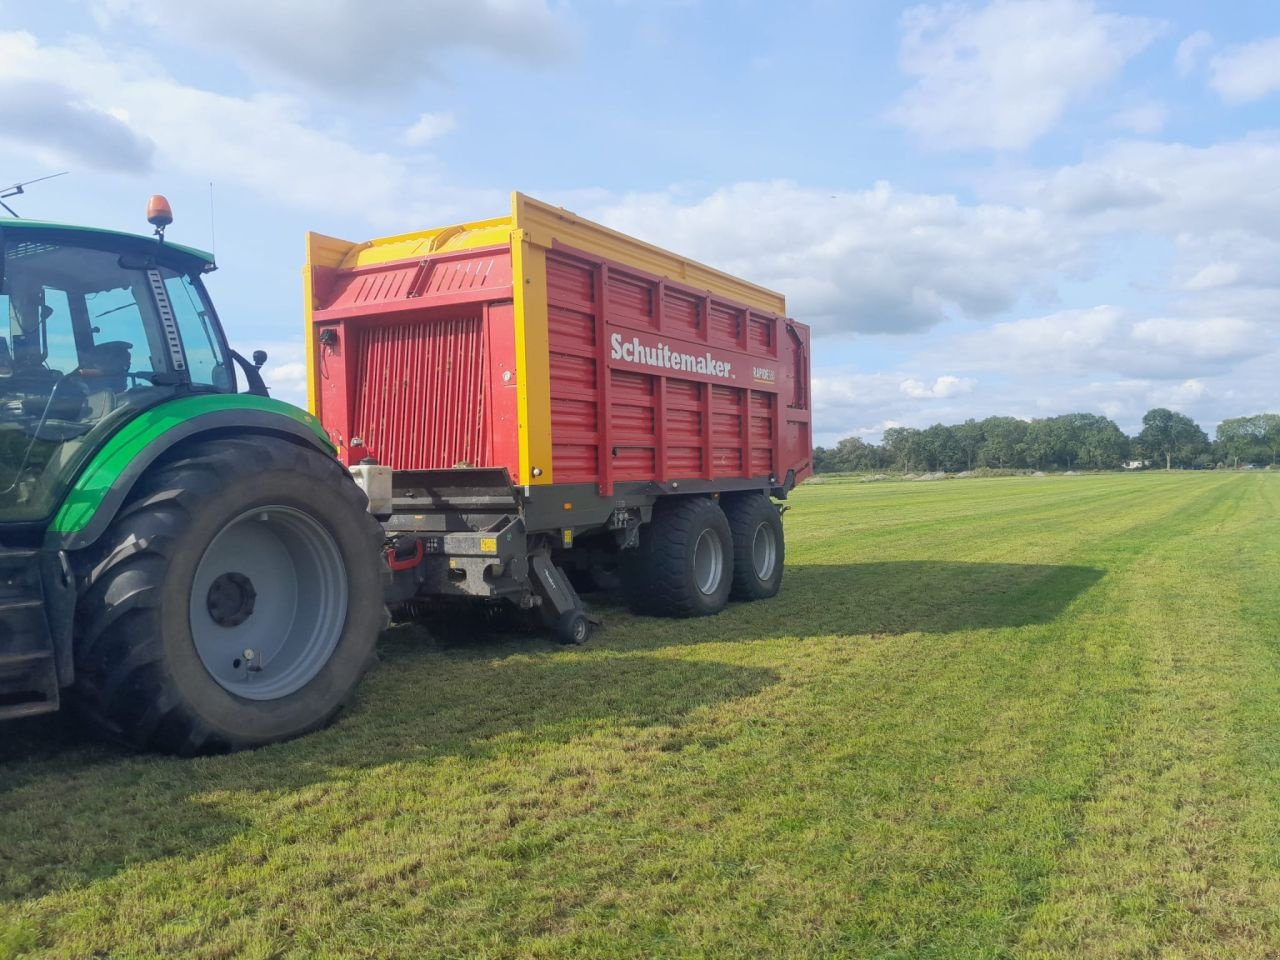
[303,231,356,414]
[511,192,786,316]
[511,232,553,485]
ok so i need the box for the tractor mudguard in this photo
[47,394,336,553]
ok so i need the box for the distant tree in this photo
[977,417,1028,469]
[882,426,920,471]
[812,445,835,473]
[1071,413,1129,469]
[903,429,935,471]
[954,418,984,471]
[922,423,962,472]
[1138,408,1210,470]
[1023,419,1060,470]
[1215,416,1264,468]
[816,436,889,473]
[1259,413,1280,465]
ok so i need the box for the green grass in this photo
[3,472,1279,959]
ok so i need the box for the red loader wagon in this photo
[305,193,812,642]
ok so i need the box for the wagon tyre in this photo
[723,493,785,601]
[71,436,388,755]
[625,496,733,618]
[556,609,591,645]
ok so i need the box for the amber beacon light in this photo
[147,194,173,240]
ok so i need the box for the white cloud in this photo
[813,372,984,444]
[1159,378,1207,407]
[585,180,1079,335]
[1209,36,1280,103]
[1110,100,1168,135]
[0,76,155,172]
[91,0,575,94]
[890,0,1162,150]
[994,133,1280,231]
[1183,262,1241,291]
[987,135,1280,325]
[1175,30,1212,75]
[936,306,1268,382]
[1172,233,1280,300]
[960,305,1123,369]
[900,375,976,398]
[403,112,456,146]
[1129,316,1259,362]
[0,31,493,225]
[256,340,308,407]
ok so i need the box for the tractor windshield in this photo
[0,231,233,524]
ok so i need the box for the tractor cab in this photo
[0,209,238,524]
[0,198,384,745]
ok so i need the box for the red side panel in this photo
[544,246,811,494]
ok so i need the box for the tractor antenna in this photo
[208,180,217,265]
[0,171,69,218]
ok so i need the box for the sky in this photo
[0,0,1277,447]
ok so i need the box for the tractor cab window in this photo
[83,282,166,381]
[0,232,215,524]
[165,272,233,390]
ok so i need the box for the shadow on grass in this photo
[581,560,1107,650]
[0,647,777,905]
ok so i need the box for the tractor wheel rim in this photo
[190,505,348,700]
[751,521,778,581]
[693,528,724,596]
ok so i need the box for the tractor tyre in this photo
[624,496,733,618]
[723,493,785,601]
[72,436,387,755]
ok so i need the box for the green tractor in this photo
[0,198,386,754]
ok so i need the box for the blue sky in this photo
[1,0,1277,446]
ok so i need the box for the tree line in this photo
[814,409,1280,474]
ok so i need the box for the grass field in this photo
[2,472,1279,959]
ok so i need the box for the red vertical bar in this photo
[480,308,492,465]
[391,326,402,466]
[595,263,613,496]
[342,320,359,464]
[703,383,714,481]
[769,393,778,478]
[410,323,424,467]
[655,376,667,481]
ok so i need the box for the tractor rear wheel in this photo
[72,436,387,755]
[624,496,733,617]
[723,493,785,601]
